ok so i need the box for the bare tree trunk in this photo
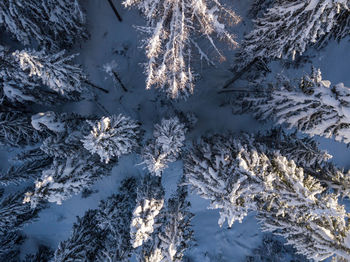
[112,71,128,92]
[107,0,123,22]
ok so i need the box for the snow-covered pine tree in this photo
[0,148,52,185]
[123,0,240,98]
[130,175,165,248]
[82,114,141,164]
[24,112,115,207]
[0,189,43,236]
[185,134,269,227]
[96,177,138,261]
[243,128,350,198]
[239,68,350,144]
[12,49,87,97]
[54,210,106,262]
[0,111,43,147]
[54,177,138,262]
[142,117,186,176]
[185,134,350,261]
[0,46,85,104]
[0,0,87,49]
[257,156,350,261]
[236,0,349,69]
[138,179,194,262]
[24,156,111,208]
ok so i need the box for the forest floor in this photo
[17,0,350,261]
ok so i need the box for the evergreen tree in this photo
[54,210,106,262]
[13,49,87,97]
[138,180,194,262]
[82,115,141,164]
[142,117,186,176]
[0,0,87,49]
[0,148,52,185]
[239,68,350,144]
[236,0,349,69]
[0,46,85,104]
[185,134,350,261]
[123,0,240,98]
[24,156,110,208]
[54,177,138,262]
[130,175,165,248]
[96,177,138,261]
[0,189,42,235]
[0,111,43,147]
[242,128,350,198]
[23,111,116,207]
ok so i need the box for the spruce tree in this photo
[82,114,141,164]
[236,0,349,69]
[54,177,138,262]
[239,68,350,144]
[123,0,240,98]
[0,0,87,49]
[185,134,350,261]
[130,175,165,248]
[141,117,186,176]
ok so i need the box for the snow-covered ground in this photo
[17,0,350,260]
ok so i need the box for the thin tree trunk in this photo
[107,0,123,22]
[112,71,128,92]
[84,80,109,93]
[221,58,260,90]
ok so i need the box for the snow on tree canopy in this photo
[123,0,241,98]
[82,114,140,164]
[12,49,86,95]
[241,68,350,144]
[236,0,349,69]
[31,111,66,133]
[142,117,186,176]
[185,134,350,261]
[0,0,87,49]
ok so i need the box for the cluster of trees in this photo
[0,0,350,261]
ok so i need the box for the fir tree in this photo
[123,0,240,98]
[0,111,43,147]
[82,114,141,164]
[185,134,350,261]
[23,111,115,207]
[0,148,52,185]
[24,156,111,208]
[236,0,349,69]
[0,189,42,235]
[0,46,84,104]
[142,117,186,176]
[54,177,138,262]
[130,175,165,248]
[96,177,138,261]
[54,210,106,262]
[239,68,350,144]
[13,49,87,97]
[138,180,194,262]
[0,0,87,49]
